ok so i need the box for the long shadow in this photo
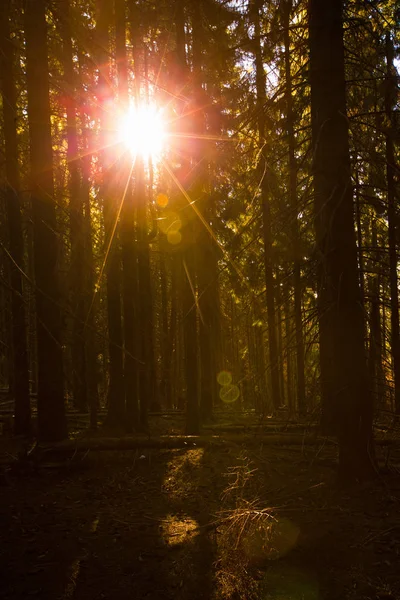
[1,447,175,600]
[156,444,225,599]
[1,434,234,600]
[69,442,227,599]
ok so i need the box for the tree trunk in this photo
[0,0,31,436]
[95,0,125,428]
[116,0,139,431]
[25,0,67,441]
[283,0,306,415]
[159,252,172,409]
[59,0,88,413]
[309,0,374,483]
[384,33,400,416]
[252,0,281,410]
[79,98,99,428]
[283,284,294,413]
[368,217,385,408]
[173,1,200,433]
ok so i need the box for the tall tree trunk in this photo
[283,0,306,415]
[24,0,67,441]
[159,252,172,408]
[368,217,384,407]
[130,40,156,430]
[309,0,374,482]
[0,0,31,436]
[275,276,286,405]
[168,254,179,406]
[116,0,139,431]
[136,155,154,430]
[283,284,294,413]
[384,33,400,416]
[174,0,200,433]
[252,0,281,410]
[79,98,99,428]
[96,0,125,428]
[59,0,87,413]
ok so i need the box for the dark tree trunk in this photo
[283,0,306,415]
[168,255,179,406]
[174,1,200,433]
[79,102,99,428]
[59,0,88,413]
[0,0,31,436]
[116,0,138,431]
[275,277,286,405]
[182,207,200,434]
[159,252,172,409]
[25,0,67,441]
[283,285,294,413]
[252,0,281,410]
[384,33,400,416]
[95,0,125,428]
[309,0,374,483]
[368,218,385,408]
[136,156,154,430]
[191,6,215,421]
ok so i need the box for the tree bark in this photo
[59,0,88,413]
[0,0,31,436]
[384,33,400,416]
[283,0,306,415]
[116,0,139,431]
[252,0,281,410]
[95,0,125,428]
[309,0,374,483]
[25,0,67,441]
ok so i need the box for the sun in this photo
[118,103,165,159]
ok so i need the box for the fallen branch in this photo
[37,433,335,456]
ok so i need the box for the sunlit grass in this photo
[161,514,200,547]
[164,448,205,498]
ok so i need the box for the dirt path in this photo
[1,442,400,599]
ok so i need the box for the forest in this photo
[1,0,400,598]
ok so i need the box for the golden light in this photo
[156,193,169,208]
[118,103,165,158]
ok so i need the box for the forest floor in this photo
[1,412,400,600]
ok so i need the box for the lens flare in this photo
[156,193,169,207]
[118,104,165,158]
[167,231,182,245]
[217,370,232,386]
[219,384,240,403]
[157,211,182,235]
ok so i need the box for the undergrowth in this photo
[214,452,276,600]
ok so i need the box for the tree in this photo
[251,0,281,411]
[0,0,31,436]
[282,0,306,415]
[59,0,88,413]
[384,32,400,416]
[309,0,375,482]
[95,0,125,429]
[24,0,67,441]
[116,0,138,431]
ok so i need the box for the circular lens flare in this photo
[119,104,165,158]
[219,384,240,403]
[157,211,181,235]
[217,370,232,386]
[156,193,169,208]
[167,231,182,245]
